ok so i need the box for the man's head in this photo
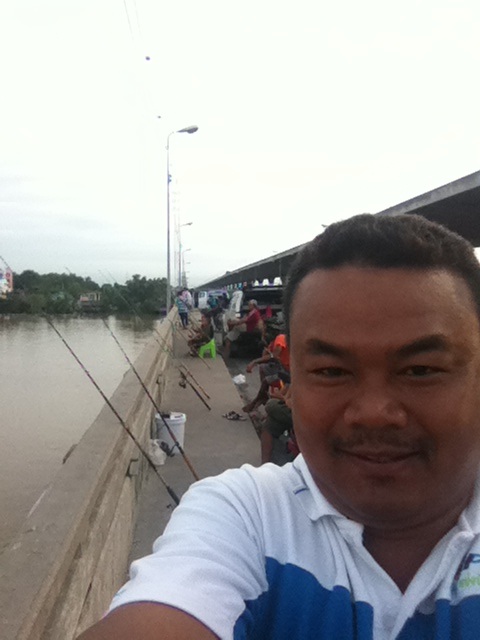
[248,299,258,310]
[284,214,480,533]
[263,319,284,345]
[284,214,480,336]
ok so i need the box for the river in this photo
[0,314,159,553]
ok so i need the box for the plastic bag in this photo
[149,439,167,466]
[232,374,246,385]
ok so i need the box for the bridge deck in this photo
[129,324,261,563]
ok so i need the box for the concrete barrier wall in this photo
[0,312,176,640]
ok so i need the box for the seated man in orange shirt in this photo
[243,327,290,413]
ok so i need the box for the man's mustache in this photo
[331,428,431,453]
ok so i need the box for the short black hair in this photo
[284,213,480,336]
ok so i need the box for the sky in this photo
[0,0,479,288]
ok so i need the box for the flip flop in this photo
[222,411,247,421]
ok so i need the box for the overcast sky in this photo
[1,0,479,287]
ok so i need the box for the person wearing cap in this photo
[222,299,263,359]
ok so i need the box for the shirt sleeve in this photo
[109,468,268,640]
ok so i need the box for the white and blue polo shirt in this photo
[110,456,480,639]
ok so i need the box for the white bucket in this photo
[155,412,186,456]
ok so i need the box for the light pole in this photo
[166,125,198,312]
[178,222,193,287]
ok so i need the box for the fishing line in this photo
[44,315,180,505]
[0,255,12,270]
[101,318,200,480]
[100,270,212,397]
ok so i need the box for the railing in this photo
[0,312,176,640]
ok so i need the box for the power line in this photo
[120,0,160,119]
[122,0,135,43]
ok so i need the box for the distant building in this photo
[78,291,101,311]
[0,268,13,299]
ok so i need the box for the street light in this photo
[165,126,198,312]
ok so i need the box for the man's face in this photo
[288,267,480,530]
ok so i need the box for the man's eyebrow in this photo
[304,338,347,357]
[396,335,450,358]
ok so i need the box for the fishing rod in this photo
[101,318,201,480]
[44,315,180,506]
[178,368,211,411]
[101,270,212,395]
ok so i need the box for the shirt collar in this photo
[458,469,480,535]
[292,455,346,522]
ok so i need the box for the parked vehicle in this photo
[222,285,284,334]
[197,289,229,310]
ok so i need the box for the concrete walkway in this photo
[129,323,261,562]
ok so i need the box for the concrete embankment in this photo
[0,312,260,639]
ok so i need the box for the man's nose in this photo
[343,379,407,429]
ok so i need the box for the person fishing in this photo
[187,312,214,356]
[80,213,480,639]
[222,298,263,359]
[243,321,290,414]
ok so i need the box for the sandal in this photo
[222,411,247,421]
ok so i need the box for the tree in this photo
[2,270,167,316]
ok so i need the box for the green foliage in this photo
[1,270,167,316]
[27,293,47,314]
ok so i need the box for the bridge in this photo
[200,169,480,290]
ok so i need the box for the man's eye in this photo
[313,367,348,378]
[403,365,438,377]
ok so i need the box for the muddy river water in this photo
[0,315,158,552]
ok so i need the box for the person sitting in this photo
[222,299,263,359]
[260,385,295,465]
[187,313,214,356]
[243,326,290,413]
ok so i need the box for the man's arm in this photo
[230,317,247,328]
[77,603,218,640]
[246,349,272,373]
[78,472,265,640]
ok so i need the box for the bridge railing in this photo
[0,311,176,640]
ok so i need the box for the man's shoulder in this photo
[196,461,300,494]
[181,461,305,514]
[180,457,335,525]
[273,334,287,348]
